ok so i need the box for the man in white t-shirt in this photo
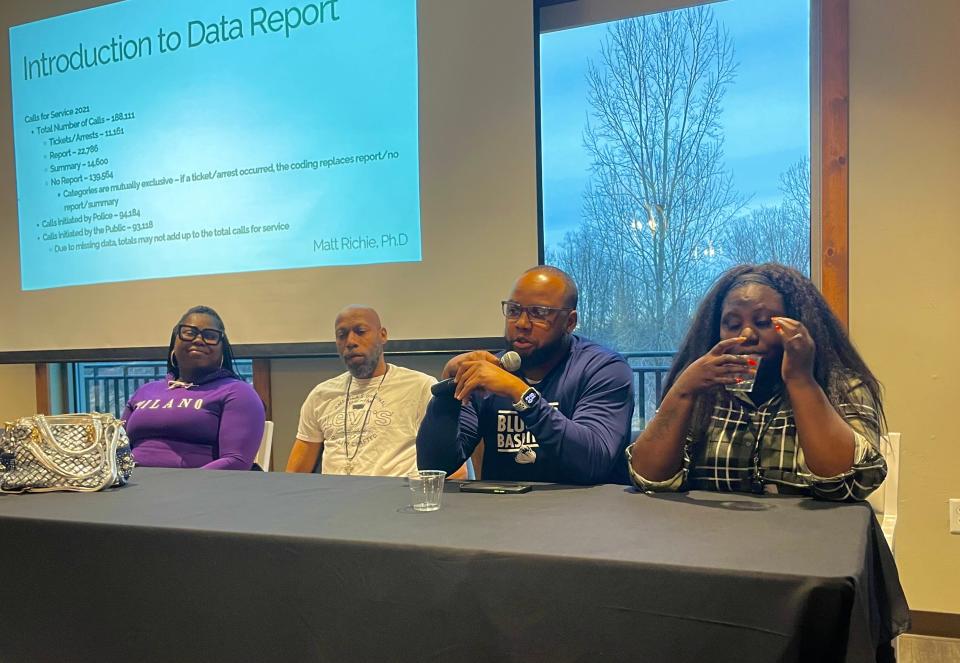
[285,306,436,477]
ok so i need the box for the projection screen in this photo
[0,0,539,359]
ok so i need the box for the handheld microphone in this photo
[430,351,522,398]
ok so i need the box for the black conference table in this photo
[0,468,908,663]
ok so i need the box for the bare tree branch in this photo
[550,8,808,351]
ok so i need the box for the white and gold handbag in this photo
[0,413,135,493]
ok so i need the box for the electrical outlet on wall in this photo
[950,499,960,534]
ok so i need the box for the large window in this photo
[540,0,812,423]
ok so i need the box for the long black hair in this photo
[166,305,237,378]
[663,263,885,435]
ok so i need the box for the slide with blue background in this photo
[10,0,420,290]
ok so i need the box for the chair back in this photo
[867,432,900,552]
[255,421,275,471]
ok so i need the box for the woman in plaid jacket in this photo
[626,263,886,501]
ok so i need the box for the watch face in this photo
[523,390,538,405]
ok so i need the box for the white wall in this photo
[0,364,36,422]
[848,0,960,614]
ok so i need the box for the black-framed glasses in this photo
[501,300,573,326]
[177,325,224,345]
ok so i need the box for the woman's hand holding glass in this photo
[672,336,757,397]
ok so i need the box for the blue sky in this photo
[540,0,810,248]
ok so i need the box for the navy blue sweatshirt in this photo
[416,335,634,485]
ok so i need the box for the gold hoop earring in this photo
[170,351,178,367]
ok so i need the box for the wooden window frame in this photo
[817,0,849,328]
[539,0,851,326]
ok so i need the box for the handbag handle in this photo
[23,415,108,480]
[34,414,104,455]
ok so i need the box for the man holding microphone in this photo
[416,266,634,485]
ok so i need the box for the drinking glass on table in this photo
[408,470,446,511]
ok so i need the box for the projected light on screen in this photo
[9,0,421,290]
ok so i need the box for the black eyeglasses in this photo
[177,325,224,345]
[501,301,573,327]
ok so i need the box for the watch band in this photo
[513,386,540,412]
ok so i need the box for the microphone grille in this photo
[500,350,522,372]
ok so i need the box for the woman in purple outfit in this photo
[122,306,265,470]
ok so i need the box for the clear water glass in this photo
[409,470,446,511]
[725,354,762,392]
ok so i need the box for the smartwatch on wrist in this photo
[513,386,541,412]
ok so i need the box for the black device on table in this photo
[459,481,531,494]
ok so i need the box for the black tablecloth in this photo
[0,468,908,662]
